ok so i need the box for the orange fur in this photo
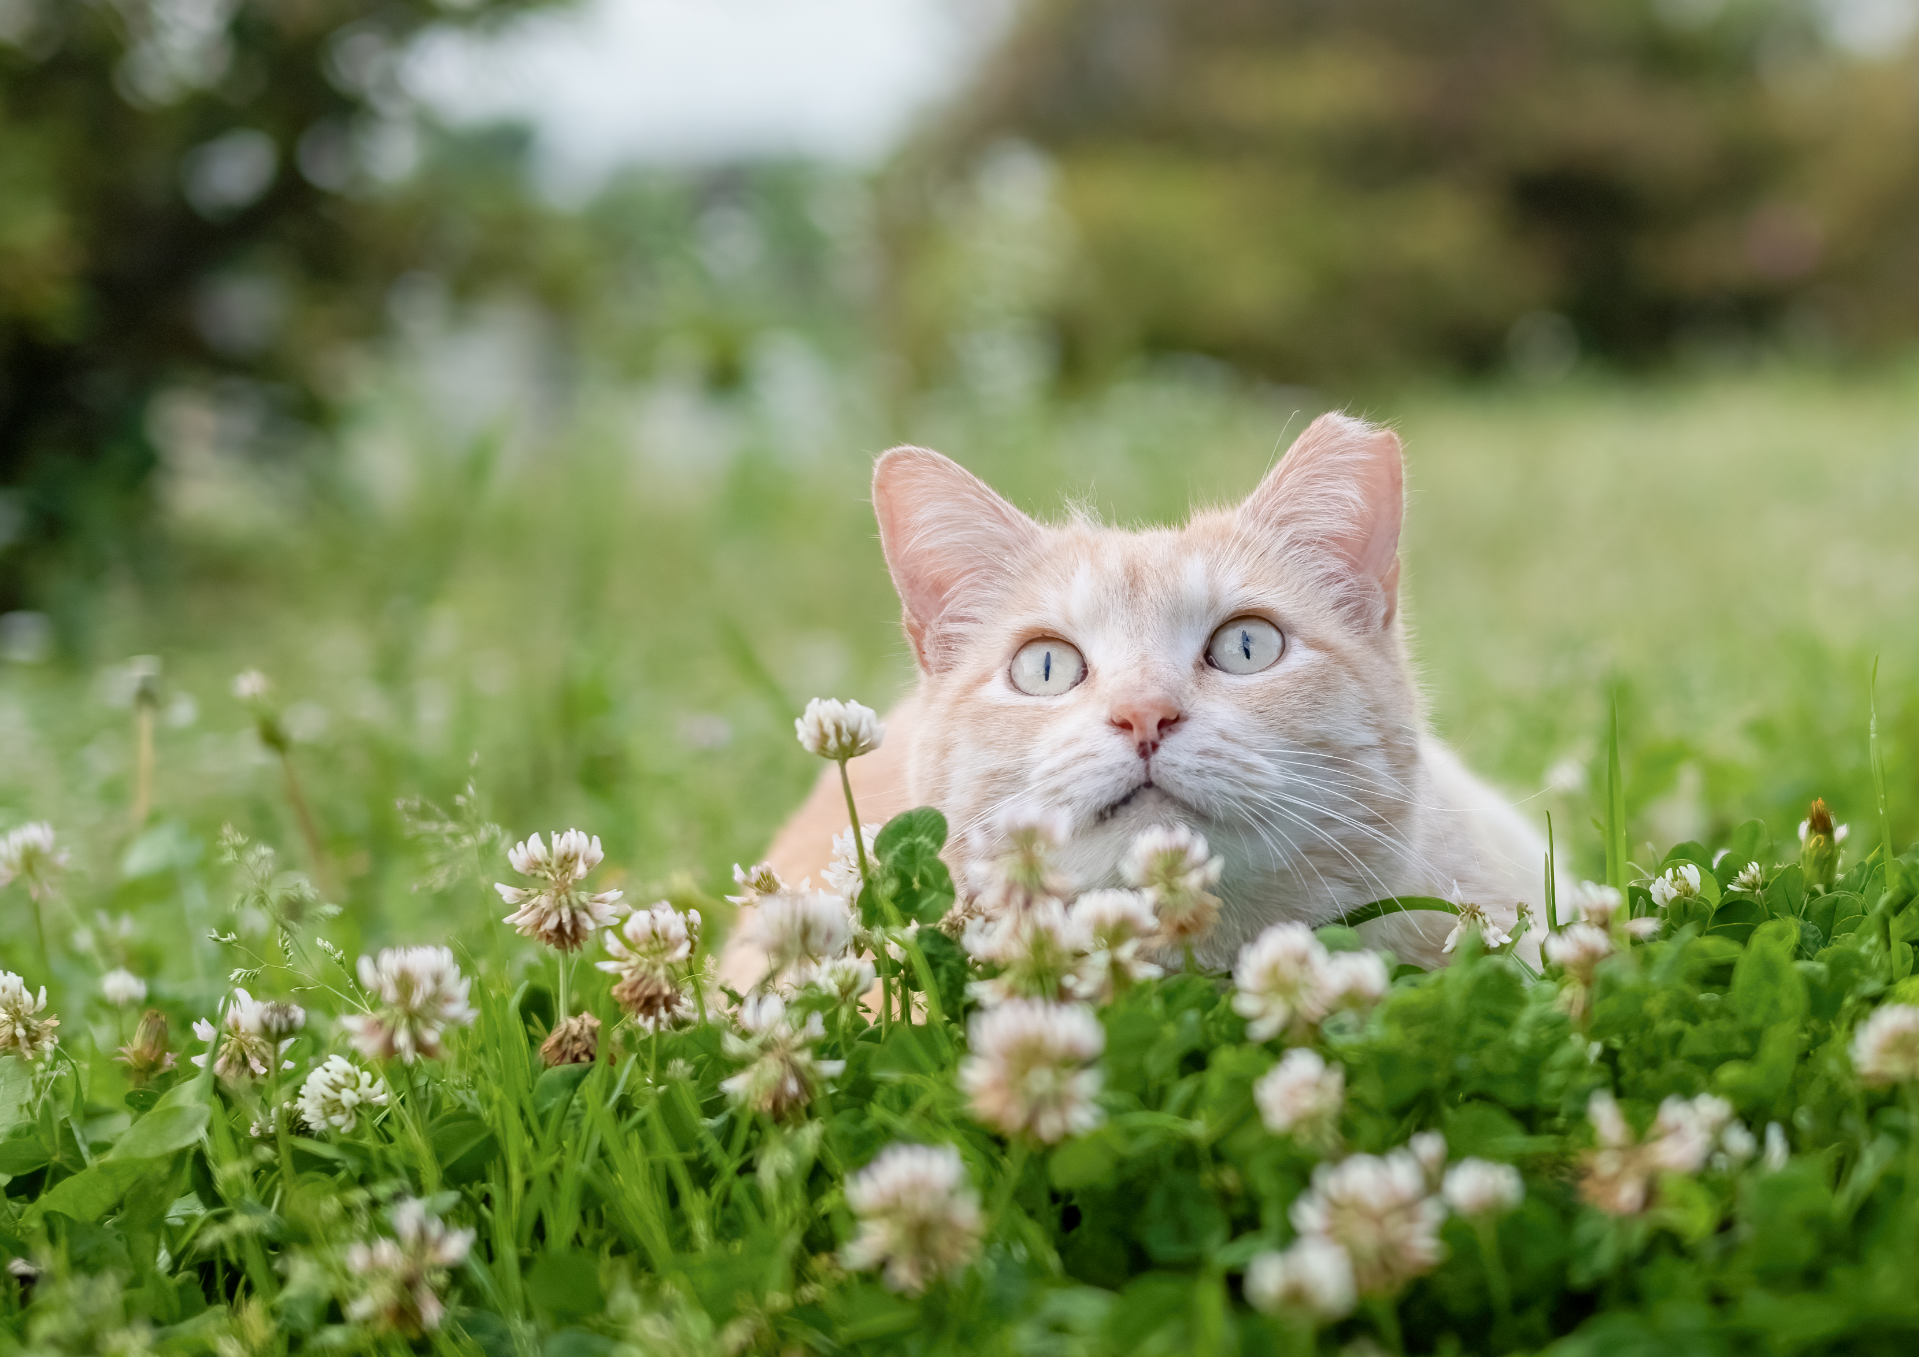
[723,413,1549,985]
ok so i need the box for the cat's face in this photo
[874,414,1425,962]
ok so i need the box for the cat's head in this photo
[873,413,1425,960]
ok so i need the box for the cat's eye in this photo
[1207,617,1284,674]
[1009,638,1086,696]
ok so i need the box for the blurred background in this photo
[2,0,1916,969]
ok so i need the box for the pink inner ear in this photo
[1237,412,1405,628]
[872,446,1043,669]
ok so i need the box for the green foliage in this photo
[7,752,1919,1354]
[899,0,1919,388]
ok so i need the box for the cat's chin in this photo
[1088,784,1196,831]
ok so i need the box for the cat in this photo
[725,412,1548,980]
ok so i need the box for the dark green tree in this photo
[0,0,563,621]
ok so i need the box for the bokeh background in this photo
[2,0,1916,966]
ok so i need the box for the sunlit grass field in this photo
[3,357,1916,998]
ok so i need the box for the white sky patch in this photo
[405,0,1016,200]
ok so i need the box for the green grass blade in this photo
[1333,896,1460,928]
[1605,693,1628,893]
[1871,656,1894,878]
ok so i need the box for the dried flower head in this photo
[1853,1004,1919,1086]
[100,968,147,1008]
[1121,824,1222,944]
[1066,889,1164,1002]
[840,1143,984,1294]
[1800,799,1848,890]
[1245,1237,1357,1324]
[115,1009,176,1083]
[965,897,1090,1005]
[343,1198,474,1335]
[1442,900,1512,954]
[297,1055,388,1133]
[496,829,623,951]
[746,892,854,990]
[1441,1159,1524,1217]
[0,822,68,903]
[1289,1148,1446,1297]
[720,994,845,1118]
[598,903,699,1030]
[1232,923,1329,1040]
[342,947,476,1063]
[0,970,59,1062]
[540,1013,601,1067]
[1255,1048,1345,1145]
[795,697,885,762]
[191,990,291,1083]
[959,999,1105,1143]
[1648,863,1702,908]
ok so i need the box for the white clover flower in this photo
[959,999,1105,1143]
[1567,881,1623,928]
[598,903,700,1030]
[840,1143,984,1294]
[1408,1130,1448,1186]
[1244,1237,1357,1323]
[1853,1004,1919,1086]
[344,1197,475,1335]
[1289,1148,1446,1297]
[297,1055,388,1133]
[727,860,787,907]
[795,697,885,761]
[1066,888,1164,1002]
[1647,1093,1734,1174]
[1542,923,1613,986]
[1310,950,1390,1021]
[1648,863,1702,909]
[965,897,1090,1006]
[1441,1159,1523,1217]
[720,993,845,1117]
[100,968,147,1008]
[496,829,623,952]
[812,954,878,1009]
[1579,1089,1736,1215]
[1441,900,1512,954]
[0,970,60,1062]
[0,822,68,902]
[231,669,272,701]
[1121,824,1223,943]
[1731,861,1766,893]
[342,947,477,1063]
[822,823,880,902]
[747,891,854,990]
[1763,1122,1789,1173]
[190,990,292,1083]
[1232,923,1328,1039]
[1254,1048,1344,1142]
[1716,1119,1757,1170]
[969,809,1075,912]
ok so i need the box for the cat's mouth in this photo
[1094,781,1186,823]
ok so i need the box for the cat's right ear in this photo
[873,447,1043,671]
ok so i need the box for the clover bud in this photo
[1798,799,1846,893]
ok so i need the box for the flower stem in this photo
[990,1140,1031,1234]
[278,750,335,899]
[132,702,155,829]
[557,951,573,1024]
[839,757,892,1031]
[1367,1297,1406,1357]
[1476,1216,1516,1346]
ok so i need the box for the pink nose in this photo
[1111,694,1182,757]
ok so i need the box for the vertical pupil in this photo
[1043,650,1053,682]
[1239,630,1253,661]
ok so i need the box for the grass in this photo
[5,352,1919,1353]
[1,356,1915,988]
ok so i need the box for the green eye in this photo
[1010,638,1086,696]
[1207,617,1283,674]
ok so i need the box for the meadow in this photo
[3,355,1919,1354]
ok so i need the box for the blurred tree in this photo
[888,0,1919,389]
[0,0,564,625]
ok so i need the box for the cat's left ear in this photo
[1237,412,1404,631]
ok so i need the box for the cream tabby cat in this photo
[730,412,1546,976]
